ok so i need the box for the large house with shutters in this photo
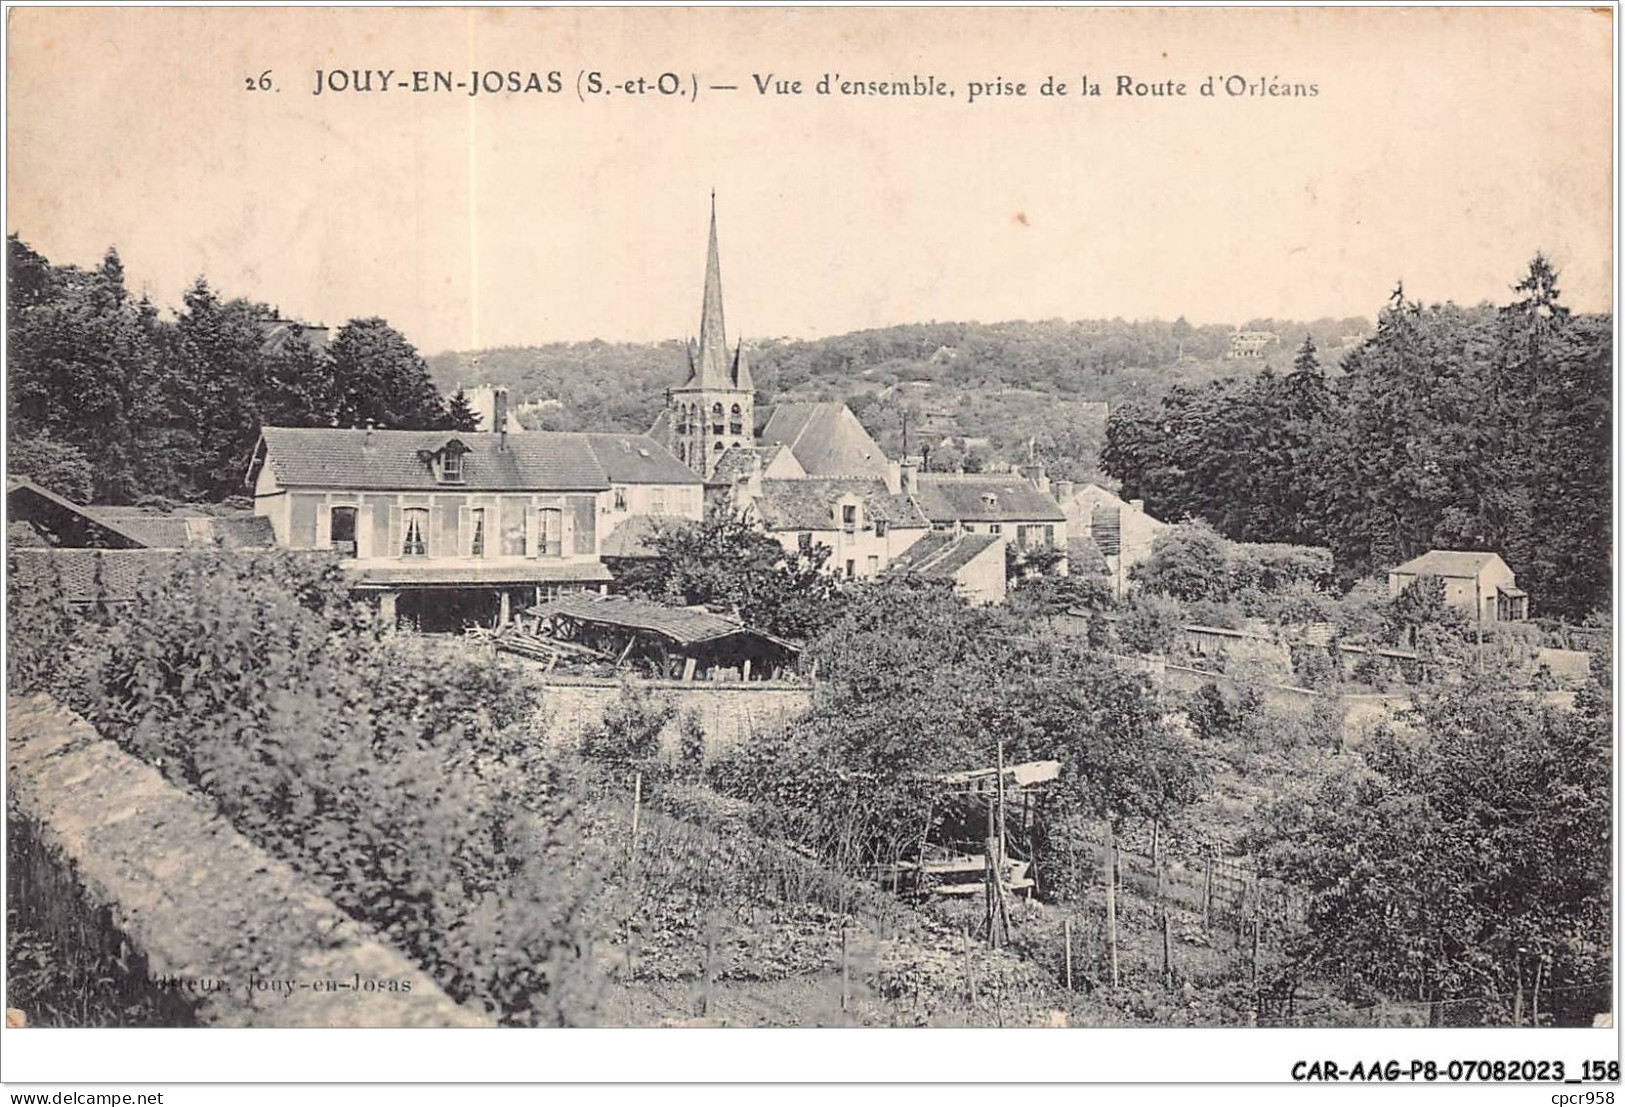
[247,426,699,630]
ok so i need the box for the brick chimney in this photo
[885,459,902,496]
[1054,479,1075,502]
[492,387,509,433]
[900,458,920,495]
[1021,462,1051,496]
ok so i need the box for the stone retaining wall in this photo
[537,678,814,754]
[5,695,489,1027]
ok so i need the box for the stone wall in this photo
[5,695,489,1027]
[537,678,814,754]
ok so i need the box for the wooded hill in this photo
[425,316,1371,482]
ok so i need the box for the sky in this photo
[6,7,1614,356]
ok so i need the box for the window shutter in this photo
[561,504,575,557]
[525,505,539,559]
[459,506,472,557]
[315,505,332,549]
[388,504,403,558]
[356,506,373,559]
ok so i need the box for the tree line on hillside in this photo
[1102,257,1612,620]
[427,316,1369,481]
[7,236,477,504]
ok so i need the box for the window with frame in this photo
[797,532,813,553]
[845,559,856,580]
[841,503,858,532]
[538,508,564,557]
[875,519,889,538]
[729,403,743,435]
[612,487,628,511]
[866,554,879,576]
[989,524,1003,535]
[401,508,429,556]
[329,506,357,556]
[500,501,527,556]
[469,507,486,557]
[440,449,465,483]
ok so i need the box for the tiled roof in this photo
[523,593,797,650]
[570,434,702,485]
[759,403,891,480]
[1067,535,1111,575]
[1391,550,1504,579]
[890,532,1003,580]
[257,427,610,492]
[93,509,277,549]
[6,479,152,548]
[708,444,790,487]
[752,478,930,532]
[913,474,1067,524]
[599,515,667,559]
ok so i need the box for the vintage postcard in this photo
[1,3,1617,1093]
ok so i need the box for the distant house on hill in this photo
[889,530,1007,605]
[1388,550,1528,622]
[1227,331,1278,359]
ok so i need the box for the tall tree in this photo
[330,318,451,430]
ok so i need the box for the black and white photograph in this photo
[0,3,1618,1097]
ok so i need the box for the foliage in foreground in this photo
[1250,672,1612,1021]
[11,552,605,1025]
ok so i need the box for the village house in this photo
[1388,549,1529,622]
[887,530,1008,605]
[911,466,1068,557]
[247,426,636,629]
[740,474,931,581]
[1056,481,1168,598]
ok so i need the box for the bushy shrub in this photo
[677,710,707,778]
[22,551,606,1025]
[579,681,676,779]
[1117,595,1181,655]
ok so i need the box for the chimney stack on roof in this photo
[1055,479,1075,502]
[492,387,509,434]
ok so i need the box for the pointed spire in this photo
[691,193,732,389]
[732,338,753,391]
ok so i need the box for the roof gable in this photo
[890,531,1003,580]
[759,403,890,480]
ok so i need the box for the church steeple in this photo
[688,191,734,389]
[665,194,755,478]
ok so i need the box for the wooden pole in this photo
[1104,820,1119,989]
[963,927,975,1006]
[1063,918,1074,991]
[1202,852,1213,934]
[840,922,850,1013]
[630,772,643,868]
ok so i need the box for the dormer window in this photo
[981,492,998,508]
[429,439,470,484]
[840,502,859,534]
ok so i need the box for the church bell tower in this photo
[666,195,754,478]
